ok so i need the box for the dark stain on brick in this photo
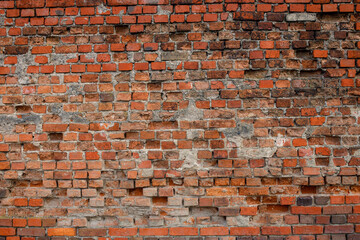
[4,46,29,55]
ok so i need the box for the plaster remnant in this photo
[276,137,287,147]
[50,104,89,123]
[97,3,111,14]
[0,115,41,133]
[351,107,360,118]
[238,147,277,158]
[171,101,203,121]
[227,216,250,226]
[286,13,317,22]
[161,52,189,61]
[224,123,276,158]
[223,122,254,139]
[179,149,201,170]
[353,149,360,156]
[14,54,34,84]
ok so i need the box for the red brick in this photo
[291,206,322,215]
[139,228,168,236]
[18,228,46,236]
[17,0,44,8]
[48,228,76,236]
[261,226,291,235]
[293,226,323,234]
[78,228,107,236]
[0,228,16,236]
[46,0,75,7]
[324,225,354,234]
[108,0,137,5]
[109,228,138,236]
[230,227,260,236]
[170,227,198,236]
[200,227,229,236]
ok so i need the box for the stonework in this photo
[0,0,360,239]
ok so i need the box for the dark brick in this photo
[332,235,346,240]
[331,215,346,224]
[267,13,285,22]
[300,215,314,224]
[234,12,264,21]
[4,46,29,55]
[348,234,360,240]
[0,189,6,198]
[100,93,114,102]
[315,196,329,205]
[297,197,313,206]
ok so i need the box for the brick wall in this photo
[0,0,360,239]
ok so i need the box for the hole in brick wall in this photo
[152,197,167,206]
[300,70,325,78]
[259,205,289,213]
[190,207,218,216]
[30,181,43,187]
[262,196,278,204]
[316,158,330,166]
[244,70,268,79]
[301,186,317,194]
[295,50,312,59]
[294,88,318,97]
[49,133,63,141]
[317,13,349,22]
[115,25,129,34]
[129,188,143,196]
[246,197,261,205]
[16,106,32,113]
[14,180,29,187]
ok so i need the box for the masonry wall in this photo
[0,0,359,239]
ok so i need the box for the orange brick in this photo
[48,228,76,236]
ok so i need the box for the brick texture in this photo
[0,0,360,239]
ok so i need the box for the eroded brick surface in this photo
[0,0,360,238]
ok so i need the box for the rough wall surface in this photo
[0,0,360,239]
